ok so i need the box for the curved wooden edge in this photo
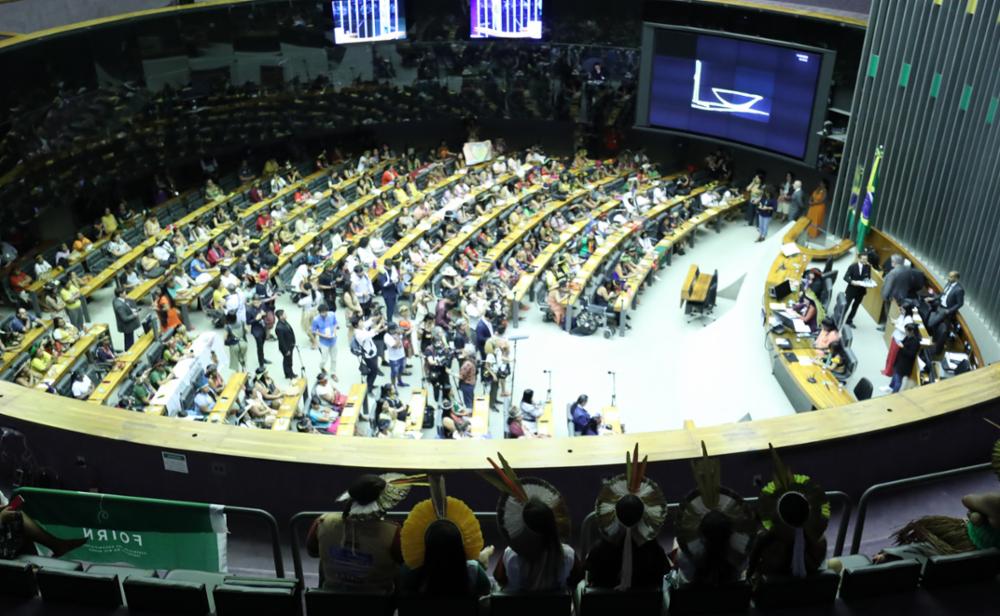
[782,217,855,260]
[0,0,252,50]
[1,362,997,471]
[702,0,868,27]
[865,227,984,368]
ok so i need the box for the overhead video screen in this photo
[332,0,406,44]
[636,26,833,161]
[470,0,543,39]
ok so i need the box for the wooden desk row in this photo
[271,377,307,432]
[764,250,855,411]
[88,330,156,405]
[207,372,248,424]
[34,324,108,391]
[0,321,52,376]
[334,383,368,437]
[408,184,543,295]
[466,171,627,288]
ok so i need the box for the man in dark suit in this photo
[112,286,142,349]
[843,252,872,327]
[275,309,296,379]
[475,315,494,359]
[928,271,965,355]
[900,260,927,301]
[246,297,269,369]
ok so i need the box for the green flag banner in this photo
[16,487,227,571]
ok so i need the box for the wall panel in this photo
[832,0,1000,335]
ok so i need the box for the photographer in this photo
[351,314,386,425]
[425,342,454,404]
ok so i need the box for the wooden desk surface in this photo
[536,401,554,437]
[680,264,700,302]
[0,321,52,374]
[781,217,855,260]
[336,383,368,438]
[207,372,248,424]
[88,330,156,404]
[685,273,713,304]
[470,395,490,437]
[271,377,306,432]
[0,360,997,470]
[35,324,108,391]
[600,405,623,434]
[405,388,427,437]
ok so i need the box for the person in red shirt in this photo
[206,241,226,266]
[381,166,399,186]
[256,212,273,232]
[9,267,32,293]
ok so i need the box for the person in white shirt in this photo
[107,234,131,257]
[351,265,375,310]
[294,216,313,236]
[33,255,52,277]
[219,267,240,291]
[225,285,247,326]
[369,235,387,257]
[290,263,311,293]
[356,238,377,268]
[271,202,289,222]
[383,322,408,388]
[152,242,172,264]
[70,372,93,399]
[270,174,288,194]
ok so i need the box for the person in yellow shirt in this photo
[100,208,118,235]
[59,280,86,330]
[29,343,54,377]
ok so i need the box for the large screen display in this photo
[332,0,406,44]
[638,26,832,160]
[470,0,543,39]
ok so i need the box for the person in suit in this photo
[843,252,872,327]
[789,180,805,221]
[275,309,296,379]
[899,260,926,301]
[877,254,906,331]
[928,271,964,355]
[246,296,269,369]
[376,260,401,321]
[112,286,142,349]
[475,315,494,359]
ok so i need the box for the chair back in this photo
[580,586,663,616]
[920,547,1000,588]
[305,588,394,616]
[840,323,854,348]
[854,377,873,401]
[36,569,123,609]
[667,580,751,615]
[396,594,481,616]
[213,584,299,616]
[839,559,921,601]
[0,560,38,599]
[752,570,840,609]
[490,590,571,616]
[832,292,847,327]
[123,577,211,615]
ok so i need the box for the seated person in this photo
[9,307,42,334]
[52,317,80,348]
[823,341,850,378]
[70,371,94,399]
[29,342,55,377]
[813,318,841,351]
[571,394,601,436]
[106,233,131,257]
[792,289,824,333]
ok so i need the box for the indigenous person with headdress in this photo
[399,477,493,597]
[306,473,424,592]
[873,435,1000,563]
[585,445,669,590]
[670,443,758,587]
[483,453,582,592]
[747,445,830,582]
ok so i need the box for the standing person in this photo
[843,252,872,327]
[246,296,269,368]
[112,286,141,349]
[776,171,795,222]
[888,323,921,393]
[224,312,248,372]
[789,180,805,221]
[383,322,408,389]
[474,314,494,359]
[351,265,375,316]
[806,179,828,239]
[297,282,322,349]
[59,279,86,330]
[755,186,775,242]
[311,304,339,379]
[275,309,297,379]
[458,347,477,410]
[353,316,383,425]
[377,260,401,321]
[156,287,182,333]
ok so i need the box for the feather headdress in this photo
[399,473,483,569]
[593,444,667,545]
[335,473,427,521]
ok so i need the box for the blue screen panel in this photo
[647,31,822,159]
[470,0,543,39]
[332,0,406,44]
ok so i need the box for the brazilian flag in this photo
[856,146,884,251]
[845,163,865,239]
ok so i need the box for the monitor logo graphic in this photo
[691,60,770,118]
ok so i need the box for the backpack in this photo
[349,336,364,357]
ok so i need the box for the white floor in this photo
[64,215,901,438]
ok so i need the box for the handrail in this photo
[288,509,499,582]
[848,462,992,555]
[224,505,286,578]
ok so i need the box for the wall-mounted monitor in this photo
[332,0,406,44]
[470,0,543,39]
[635,24,835,162]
